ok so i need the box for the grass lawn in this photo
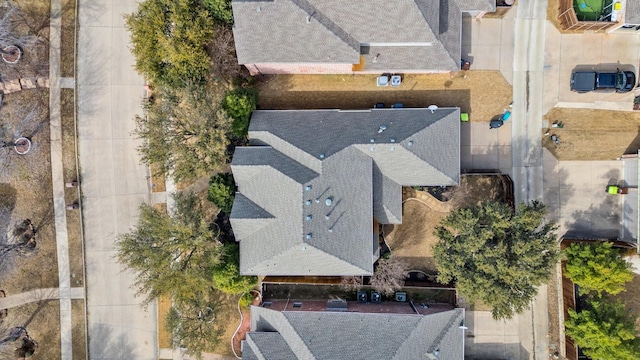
[0,300,61,360]
[60,0,77,78]
[543,107,640,160]
[255,72,512,123]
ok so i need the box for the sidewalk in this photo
[48,0,76,358]
[0,288,84,309]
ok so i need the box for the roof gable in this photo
[232,0,496,71]
[232,108,460,276]
[243,306,466,359]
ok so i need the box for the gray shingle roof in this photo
[232,0,496,72]
[626,1,640,24]
[231,108,460,276]
[244,306,466,360]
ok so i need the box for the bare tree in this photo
[339,276,363,292]
[0,106,45,180]
[370,257,409,296]
[207,24,248,85]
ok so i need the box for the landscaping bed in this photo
[256,72,512,122]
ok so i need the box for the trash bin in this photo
[460,113,469,122]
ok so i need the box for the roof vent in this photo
[301,245,306,251]
[319,153,325,159]
[390,138,395,143]
[306,200,312,206]
[306,233,312,240]
[307,11,315,23]
[408,140,414,146]
[325,215,330,220]
[325,197,333,206]
[305,185,312,191]
[390,146,395,151]
[428,104,438,113]
[370,138,375,143]
[378,125,387,133]
[370,146,374,152]
[256,6,261,12]
[306,215,312,221]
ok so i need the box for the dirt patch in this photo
[384,175,512,273]
[71,299,86,360]
[150,163,166,193]
[543,107,640,160]
[256,72,512,122]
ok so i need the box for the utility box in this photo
[395,292,407,302]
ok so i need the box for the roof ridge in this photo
[291,0,360,52]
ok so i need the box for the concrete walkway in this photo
[77,0,157,359]
[511,1,548,360]
[0,288,84,309]
[48,0,75,358]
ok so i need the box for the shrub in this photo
[207,173,235,214]
[222,88,258,138]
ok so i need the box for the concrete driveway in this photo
[461,10,516,85]
[78,0,157,359]
[464,311,530,360]
[544,24,640,113]
[543,149,623,239]
[461,122,512,175]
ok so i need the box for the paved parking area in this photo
[543,149,623,238]
[464,310,530,360]
[543,23,640,113]
[461,122,512,175]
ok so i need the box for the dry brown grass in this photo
[0,89,58,293]
[71,299,86,360]
[150,163,166,193]
[1,300,61,360]
[157,295,172,349]
[60,0,76,78]
[256,72,512,122]
[61,88,83,287]
[543,107,640,160]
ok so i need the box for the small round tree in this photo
[207,173,235,214]
[565,242,633,296]
[370,257,408,296]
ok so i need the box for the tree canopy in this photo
[212,243,257,294]
[207,173,235,214]
[202,0,233,25]
[565,298,640,360]
[433,200,560,320]
[135,85,232,183]
[565,242,633,296]
[166,295,225,358]
[125,0,216,88]
[115,192,222,305]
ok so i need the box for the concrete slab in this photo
[465,311,528,360]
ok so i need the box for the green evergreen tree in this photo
[565,242,633,296]
[207,173,235,214]
[433,201,560,320]
[565,298,640,360]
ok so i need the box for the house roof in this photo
[232,0,496,71]
[230,108,460,276]
[242,306,466,360]
[626,0,640,24]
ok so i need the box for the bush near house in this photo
[222,88,258,138]
[207,173,235,214]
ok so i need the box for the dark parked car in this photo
[570,69,636,93]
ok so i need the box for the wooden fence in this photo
[561,261,578,360]
[557,0,617,32]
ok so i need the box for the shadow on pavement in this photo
[89,324,136,360]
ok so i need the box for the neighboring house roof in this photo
[626,0,640,24]
[242,306,466,360]
[232,0,496,72]
[231,108,460,276]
